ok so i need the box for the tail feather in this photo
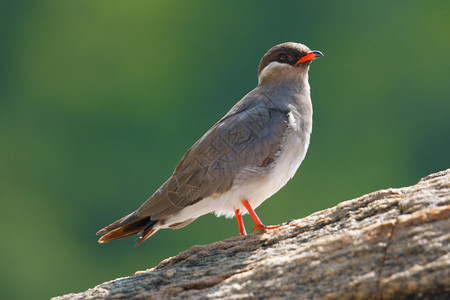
[97,213,159,245]
[135,226,158,246]
[96,211,139,235]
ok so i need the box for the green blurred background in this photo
[1,1,449,299]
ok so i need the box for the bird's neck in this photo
[256,72,312,132]
[257,74,311,106]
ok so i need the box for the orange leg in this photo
[234,208,247,236]
[241,199,280,232]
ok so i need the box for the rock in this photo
[53,169,450,299]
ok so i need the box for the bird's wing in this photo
[136,102,290,220]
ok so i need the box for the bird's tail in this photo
[96,212,159,246]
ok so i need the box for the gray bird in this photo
[97,42,323,245]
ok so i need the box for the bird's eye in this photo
[278,53,288,62]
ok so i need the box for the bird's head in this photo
[258,42,323,85]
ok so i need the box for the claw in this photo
[253,224,280,232]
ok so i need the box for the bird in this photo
[97,42,323,245]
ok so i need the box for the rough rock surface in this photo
[54,169,450,299]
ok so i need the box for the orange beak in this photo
[296,50,324,64]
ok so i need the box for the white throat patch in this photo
[258,61,291,84]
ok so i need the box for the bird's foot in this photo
[252,224,280,232]
[240,199,280,233]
